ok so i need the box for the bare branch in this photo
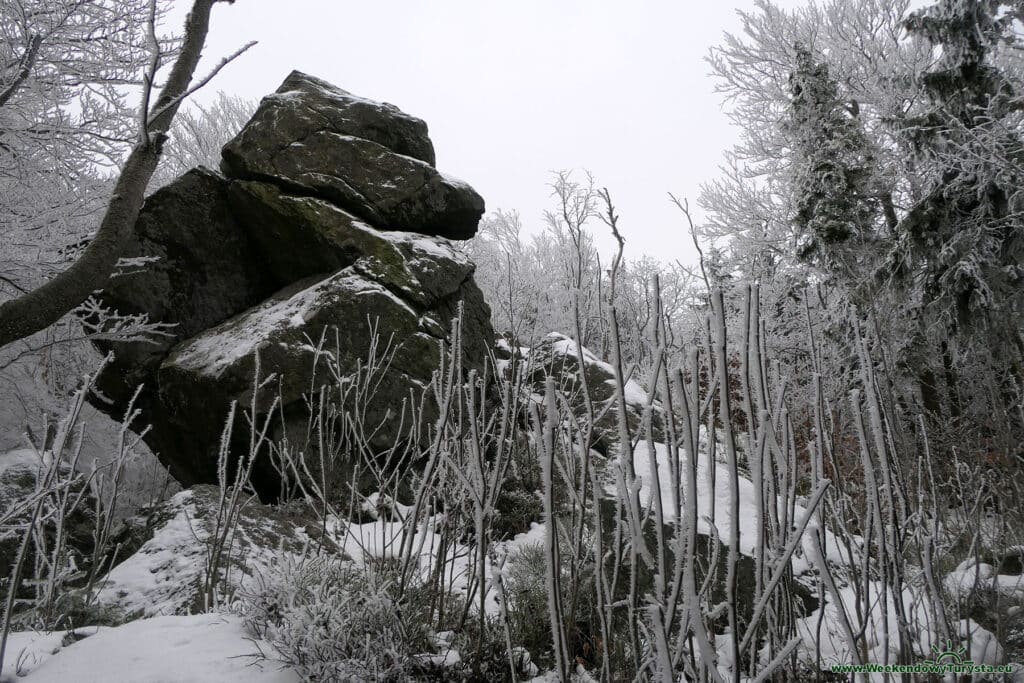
[0,33,42,109]
[148,40,257,127]
[0,0,243,349]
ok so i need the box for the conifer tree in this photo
[785,45,878,291]
[894,0,1024,332]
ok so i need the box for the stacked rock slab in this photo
[93,71,492,499]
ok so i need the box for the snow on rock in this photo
[166,276,325,378]
[619,378,650,406]
[221,71,483,240]
[946,558,996,597]
[153,252,484,493]
[523,333,665,452]
[87,70,493,494]
[0,448,41,480]
[340,515,480,600]
[389,231,468,264]
[233,69,436,167]
[946,555,1024,598]
[92,486,324,618]
[544,333,651,408]
[337,510,550,618]
[0,614,298,683]
[91,490,209,617]
[509,521,547,549]
[958,618,1005,667]
[164,270,433,381]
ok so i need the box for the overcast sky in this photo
[186,0,803,265]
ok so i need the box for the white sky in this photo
[185,0,802,265]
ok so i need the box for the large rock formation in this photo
[221,72,482,239]
[93,72,492,499]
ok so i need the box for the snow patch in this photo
[546,333,614,376]
[616,440,852,570]
[619,378,649,406]
[92,489,315,618]
[169,285,321,377]
[375,228,467,265]
[0,448,43,477]
[1,614,298,683]
[438,170,480,196]
[946,557,1024,597]
[91,490,209,617]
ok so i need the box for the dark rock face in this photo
[92,72,492,497]
[221,72,483,240]
[95,168,279,411]
[226,71,436,167]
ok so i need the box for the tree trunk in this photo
[0,0,227,351]
[940,340,960,418]
[918,367,942,417]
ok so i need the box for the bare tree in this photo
[0,0,252,350]
[0,0,177,297]
[149,90,257,191]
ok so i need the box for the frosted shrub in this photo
[504,543,555,666]
[240,555,415,682]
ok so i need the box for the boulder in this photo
[91,73,493,499]
[221,73,483,240]
[158,270,450,490]
[523,333,662,454]
[225,180,474,305]
[147,194,490,491]
[94,168,279,415]
[224,131,483,240]
[91,485,335,619]
[226,70,435,166]
[226,179,493,373]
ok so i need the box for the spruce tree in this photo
[894,0,1024,445]
[785,46,878,290]
[896,0,1024,330]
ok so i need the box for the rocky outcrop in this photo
[95,168,280,412]
[221,71,483,240]
[520,333,662,454]
[94,72,492,498]
[91,486,333,619]
[225,71,436,167]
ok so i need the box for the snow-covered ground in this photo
[613,438,1020,677]
[945,555,1024,598]
[92,487,319,618]
[4,430,1020,680]
[0,613,298,683]
[338,436,1022,676]
[623,439,853,570]
[337,494,548,616]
